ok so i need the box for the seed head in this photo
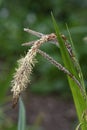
[11,35,48,107]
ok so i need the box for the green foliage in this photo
[52,13,87,130]
[18,97,26,130]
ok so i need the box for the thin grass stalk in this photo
[37,49,85,97]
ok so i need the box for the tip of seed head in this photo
[24,28,29,31]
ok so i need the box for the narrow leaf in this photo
[18,97,26,130]
[66,24,86,91]
[51,13,87,130]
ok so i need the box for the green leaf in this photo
[75,123,82,130]
[18,97,26,130]
[66,24,86,91]
[51,13,87,130]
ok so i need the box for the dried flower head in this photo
[11,28,85,107]
[11,34,49,107]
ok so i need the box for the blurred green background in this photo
[0,0,87,129]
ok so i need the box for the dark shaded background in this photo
[0,0,87,130]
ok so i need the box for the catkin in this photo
[11,35,48,107]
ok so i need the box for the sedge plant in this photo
[11,15,87,130]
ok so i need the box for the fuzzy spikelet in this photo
[11,35,48,107]
[11,50,36,107]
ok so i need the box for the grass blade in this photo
[66,24,86,90]
[18,97,26,130]
[51,13,87,130]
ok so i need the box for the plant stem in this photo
[38,49,85,98]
